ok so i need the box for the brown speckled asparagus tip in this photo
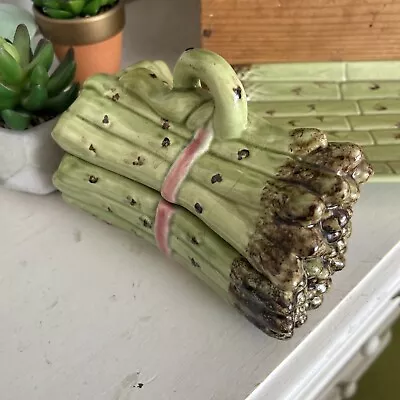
[229,257,307,340]
[241,129,373,326]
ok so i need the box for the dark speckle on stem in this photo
[369,83,380,90]
[191,236,199,245]
[291,87,302,95]
[149,73,157,78]
[141,217,152,229]
[162,137,171,147]
[194,203,203,214]
[233,86,242,99]
[89,144,96,153]
[102,115,109,124]
[107,207,112,212]
[190,258,200,268]
[88,175,98,184]
[130,198,137,206]
[162,119,170,130]
[137,383,144,389]
[374,104,387,111]
[133,156,144,166]
[211,173,223,184]
[237,148,250,160]
[112,93,120,101]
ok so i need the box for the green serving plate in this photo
[236,61,400,182]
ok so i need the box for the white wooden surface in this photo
[1,1,400,399]
[1,183,399,400]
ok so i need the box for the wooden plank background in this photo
[201,0,400,64]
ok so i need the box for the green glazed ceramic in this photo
[235,61,400,182]
[52,48,373,339]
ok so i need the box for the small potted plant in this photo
[0,24,79,195]
[32,0,126,83]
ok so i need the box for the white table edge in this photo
[246,240,400,400]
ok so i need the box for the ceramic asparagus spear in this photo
[52,48,373,337]
[54,154,332,339]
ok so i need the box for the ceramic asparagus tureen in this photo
[51,48,373,339]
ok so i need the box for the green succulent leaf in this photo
[0,39,20,64]
[30,64,50,86]
[66,0,86,15]
[47,48,76,97]
[42,0,64,10]
[35,0,117,18]
[100,0,114,5]
[33,38,47,57]
[28,40,54,72]
[44,82,79,114]
[0,97,19,111]
[42,8,75,19]
[21,84,48,111]
[1,109,31,130]
[0,80,19,111]
[13,24,32,67]
[0,45,23,85]
[0,23,79,121]
[0,79,19,96]
[82,0,102,16]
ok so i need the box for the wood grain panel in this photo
[201,0,400,64]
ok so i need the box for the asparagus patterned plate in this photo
[237,61,400,182]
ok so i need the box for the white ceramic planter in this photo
[0,118,63,195]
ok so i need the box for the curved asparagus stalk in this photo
[52,49,373,314]
[172,48,248,140]
[54,154,311,339]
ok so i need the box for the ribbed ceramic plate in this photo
[235,61,400,182]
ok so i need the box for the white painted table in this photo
[1,1,400,400]
[1,182,400,400]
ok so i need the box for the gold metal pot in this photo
[33,1,126,83]
[33,0,125,46]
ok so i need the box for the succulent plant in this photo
[0,24,79,131]
[32,0,119,19]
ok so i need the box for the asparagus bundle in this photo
[52,48,373,337]
[55,154,335,339]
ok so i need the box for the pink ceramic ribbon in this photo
[154,199,175,256]
[155,124,214,255]
[161,125,214,203]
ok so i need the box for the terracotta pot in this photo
[33,1,125,83]
[0,118,63,195]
